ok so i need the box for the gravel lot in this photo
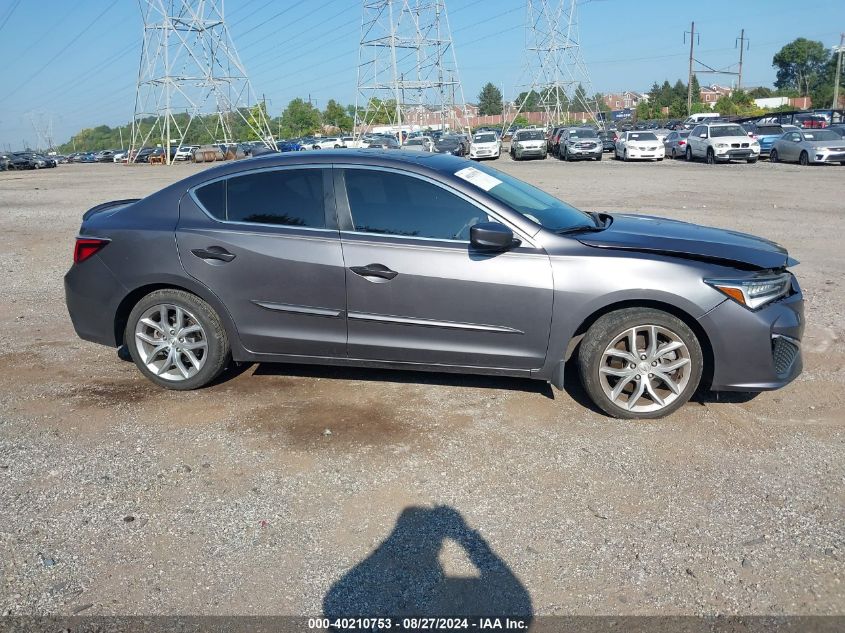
[0,156,843,618]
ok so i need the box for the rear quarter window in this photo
[194,179,226,220]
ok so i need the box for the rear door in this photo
[336,167,554,370]
[176,166,347,357]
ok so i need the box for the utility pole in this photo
[131,0,276,164]
[686,21,696,115]
[833,33,845,110]
[736,29,746,90]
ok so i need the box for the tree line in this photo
[57,37,843,152]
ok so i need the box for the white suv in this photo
[686,123,760,164]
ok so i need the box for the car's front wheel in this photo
[706,148,716,164]
[125,289,230,390]
[770,149,779,163]
[799,151,809,166]
[686,146,693,161]
[578,308,703,419]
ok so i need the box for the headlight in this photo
[705,273,792,310]
[715,143,728,148]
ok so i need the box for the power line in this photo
[0,0,120,104]
[0,0,23,34]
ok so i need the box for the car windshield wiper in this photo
[556,212,609,234]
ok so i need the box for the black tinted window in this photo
[226,169,325,227]
[194,179,226,220]
[345,169,488,240]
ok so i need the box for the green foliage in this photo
[773,38,830,96]
[748,86,774,99]
[279,98,322,137]
[477,82,503,116]
[515,90,541,111]
[512,116,530,127]
[323,99,352,132]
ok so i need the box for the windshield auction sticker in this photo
[454,166,502,191]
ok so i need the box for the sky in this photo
[1,0,843,149]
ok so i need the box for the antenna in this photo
[505,0,601,131]
[130,0,276,164]
[353,0,469,143]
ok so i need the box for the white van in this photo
[683,112,721,126]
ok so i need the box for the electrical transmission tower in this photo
[506,0,600,130]
[130,0,275,164]
[27,111,54,151]
[354,0,469,142]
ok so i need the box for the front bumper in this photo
[515,146,546,156]
[714,147,759,161]
[470,147,500,159]
[699,279,804,391]
[626,148,664,160]
[810,150,845,164]
[565,145,602,159]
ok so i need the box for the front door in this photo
[337,167,554,370]
[176,166,347,357]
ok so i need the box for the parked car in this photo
[96,150,117,163]
[312,137,344,150]
[598,130,618,152]
[15,152,48,168]
[510,129,547,160]
[77,153,98,163]
[614,132,664,161]
[794,114,827,129]
[362,135,400,150]
[468,132,500,160]
[749,125,785,158]
[432,135,467,156]
[402,136,435,152]
[685,123,760,164]
[64,151,805,419]
[827,124,845,138]
[175,146,200,161]
[132,147,156,163]
[549,128,567,157]
[35,153,58,167]
[558,128,602,161]
[770,129,845,166]
[663,130,690,159]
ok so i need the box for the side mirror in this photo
[470,222,518,252]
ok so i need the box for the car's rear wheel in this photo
[125,289,230,390]
[578,308,703,419]
[799,151,809,166]
[770,149,779,163]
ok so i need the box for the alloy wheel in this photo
[598,324,692,414]
[134,304,208,381]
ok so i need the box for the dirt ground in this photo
[0,155,843,618]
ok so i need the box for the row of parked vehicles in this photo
[0,151,60,170]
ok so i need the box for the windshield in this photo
[756,126,783,135]
[569,129,598,139]
[627,132,657,141]
[803,130,840,141]
[710,125,747,138]
[516,130,545,141]
[474,134,497,143]
[462,164,593,232]
[405,139,423,145]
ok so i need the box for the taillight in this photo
[678,140,686,145]
[73,238,109,264]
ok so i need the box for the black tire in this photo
[125,289,230,390]
[578,307,703,420]
[671,148,676,159]
[623,150,628,162]
[596,152,602,161]
[799,151,809,166]
[686,146,693,161]
[770,149,778,163]
[747,157,758,164]
[706,148,716,165]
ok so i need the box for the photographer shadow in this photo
[323,505,533,621]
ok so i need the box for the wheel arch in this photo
[113,277,243,357]
[553,298,714,391]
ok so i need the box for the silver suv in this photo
[686,122,760,164]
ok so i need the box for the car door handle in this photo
[191,247,236,262]
[349,263,398,280]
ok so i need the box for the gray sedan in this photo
[65,151,803,419]
[663,130,690,159]
[770,129,845,165]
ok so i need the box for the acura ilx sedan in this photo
[65,151,803,419]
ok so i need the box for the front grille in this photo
[772,336,799,378]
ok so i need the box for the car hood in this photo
[576,213,795,269]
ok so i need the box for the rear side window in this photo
[344,169,489,241]
[195,169,326,228]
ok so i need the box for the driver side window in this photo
[344,169,491,241]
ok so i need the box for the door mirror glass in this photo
[470,222,517,252]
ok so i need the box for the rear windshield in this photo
[756,126,783,135]
[710,125,747,137]
[627,132,657,141]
